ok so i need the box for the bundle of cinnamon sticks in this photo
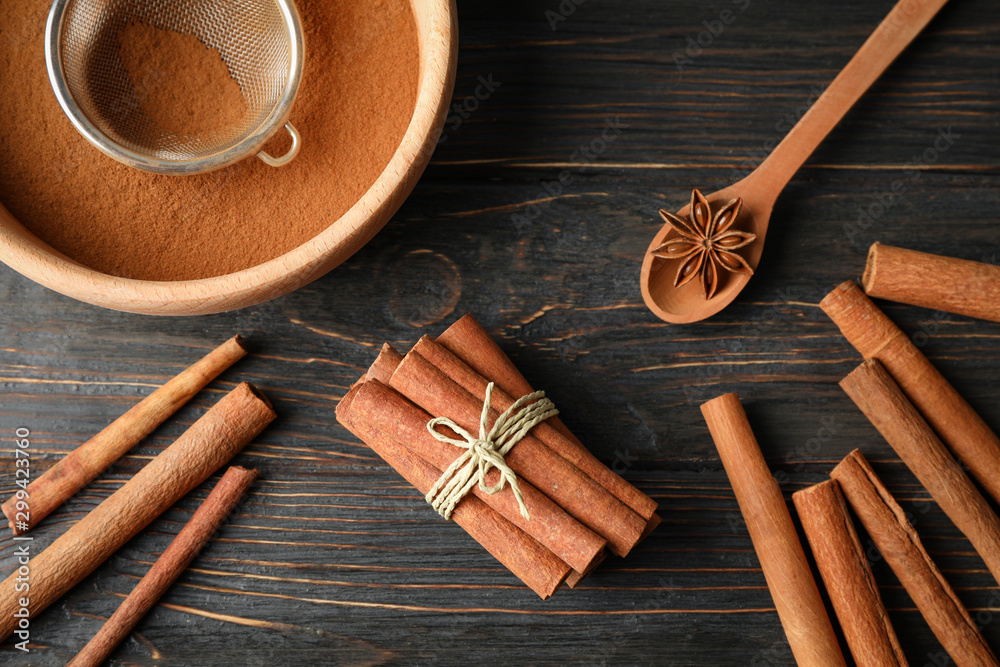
[336,314,660,598]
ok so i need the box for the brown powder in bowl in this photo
[0,0,418,281]
[117,20,248,138]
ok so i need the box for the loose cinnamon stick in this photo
[437,315,660,524]
[68,466,259,667]
[0,382,275,641]
[337,384,570,598]
[414,335,659,526]
[349,379,606,574]
[840,359,1000,587]
[2,335,247,535]
[701,393,845,667]
[390,350,646,557]
[831,450,998,667]
[863,243,1000,323]
[821,281,1000,506]
[793,479,907,667]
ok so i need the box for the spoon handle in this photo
[755,0,950,197]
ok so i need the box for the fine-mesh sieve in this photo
[45,0,305,175]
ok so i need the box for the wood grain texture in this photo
[0,0,998,663]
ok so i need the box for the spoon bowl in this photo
[641,178,773,323]
[640,0,949,324]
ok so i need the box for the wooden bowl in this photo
[0,0,457,316]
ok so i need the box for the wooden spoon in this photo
[640,0,950,324]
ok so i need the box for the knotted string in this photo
[425,383,558,521]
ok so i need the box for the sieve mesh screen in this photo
[58,0,292,162]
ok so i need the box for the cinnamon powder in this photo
[0,0,418,281]
[117,21,248,138]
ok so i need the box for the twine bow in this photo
[425,383,558,521]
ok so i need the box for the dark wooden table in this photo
[2,0,999,664]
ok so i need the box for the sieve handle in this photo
[257,123,301,168]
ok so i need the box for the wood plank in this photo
[0,0,998,663]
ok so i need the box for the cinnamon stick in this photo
[68,466,259,667]
[565,551,607,588]
[414,335,659,525]
[337,384,570,598]
[0,382,275,641]
[701,393,845,667]
[437,314,660,524]
[365,343,404,384]
[389,350,646,557]
[639,512,662,540]
[863,243,1000,323]
[792,479,907,667]
[2,335,247,535]
[349,378,606,574]
[840,359,1000,587]
[831,450,998,667]
[821,281,1000,506]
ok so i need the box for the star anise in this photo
[650,189,757,299]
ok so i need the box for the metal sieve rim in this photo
[44,0,305,176]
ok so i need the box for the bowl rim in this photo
[0,0,457,316]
